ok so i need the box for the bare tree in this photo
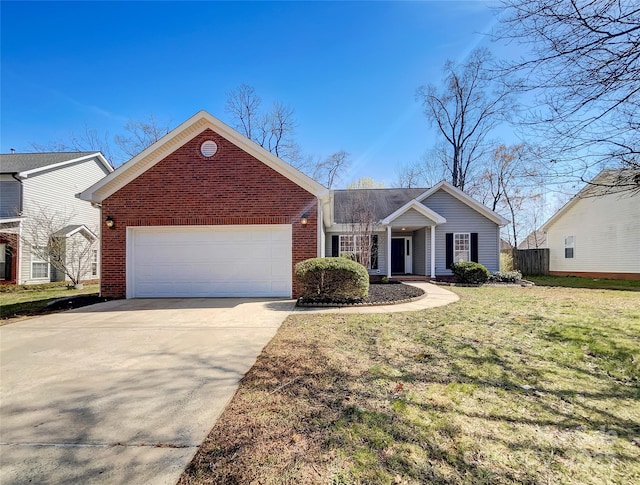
[21,208,97,286]
[347,177,385,189]
[312,150,350,189]
[416,48,513,190]
[30,125,116,163]
[114,115,171,158]
[29,115,172,166]
[226,84,303,166]
[495,0,640,194]
[342,189,379,269]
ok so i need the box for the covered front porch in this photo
[380,201,446,279]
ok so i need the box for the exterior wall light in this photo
[105,216,115,229]
[300,214,309,226]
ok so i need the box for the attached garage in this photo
[79,110,327,299]
[127,225,292,298]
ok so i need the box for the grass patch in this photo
[528,275,640,291]
[0,283,101,322]
[180,286,640,485]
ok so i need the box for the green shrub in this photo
[489,270,523,283]
[450,262,490,285]
[295,257,369,300]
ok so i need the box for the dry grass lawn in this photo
[180,285,640,485]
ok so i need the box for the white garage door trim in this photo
[126,225,292,298]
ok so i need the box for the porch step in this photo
[390,275,430,282]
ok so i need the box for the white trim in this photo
[386,226,392,278]
[430,226,436,278]
[0,243,5,280]
[18,153,113,178]
[418,180,510,226]
[380,200,446,225]
[0,217,23,224]
[30,248,49,280]
[55,224,97,240]
[454,232,471,263]
[80,110,328,203]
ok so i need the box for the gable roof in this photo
[79,110,329,203]
[0,152,112,177]
[333,188,426,223]
[542,168,638,231]
[380,200,446,225]
[418,180,510,226]
[53,224,97,240]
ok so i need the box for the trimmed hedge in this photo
[450,261,490,285]
[295,257,369,300]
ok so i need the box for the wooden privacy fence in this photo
[513,248,549,276]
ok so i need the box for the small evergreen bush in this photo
[295,257,369,300]
[450,262,490,285]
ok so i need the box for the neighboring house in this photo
[79,110,508,299]
[0,152,113,284]
[518,230,546,249]
[542,170,640,280]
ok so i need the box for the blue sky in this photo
[1,1,513,186]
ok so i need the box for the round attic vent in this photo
[200,140,218,157]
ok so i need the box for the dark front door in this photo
[391,238,405,273]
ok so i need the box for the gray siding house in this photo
[323,181,509,278]
[0,152,113,284]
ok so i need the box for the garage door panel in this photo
[129,225,292,298]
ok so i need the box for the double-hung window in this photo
[564,236,575,258]
[91,249,98,276]
[31,247,49,279]
[0,243,5,280]
[454,233,471,263]
[339,234,371,266]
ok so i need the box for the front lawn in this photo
[0,283,101,323]
[180,285,640,485]
[528,275,640,291]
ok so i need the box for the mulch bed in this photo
[297,282,425,307]
[46,295,111,311]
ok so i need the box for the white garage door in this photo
[127,225,292,298]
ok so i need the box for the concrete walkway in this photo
[0,284,457,485]
[292,282,459,314]
[0,298,295,485]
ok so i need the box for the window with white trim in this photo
[31,248,49,279]
[91,249,98,276]
[454,233,471,263]
[564,236,575,258]
[0,243,5,280]
[339,234,371,265]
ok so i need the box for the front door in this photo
[391,238,405,273]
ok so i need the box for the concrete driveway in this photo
[0,298,295,485]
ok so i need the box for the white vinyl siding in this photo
[19,157,109,284]
[421,189,500,274]
[546,192,640,274]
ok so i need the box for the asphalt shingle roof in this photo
[0,152,96,173]
[333,188,428,223]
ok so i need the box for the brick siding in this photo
[101,128,318,298]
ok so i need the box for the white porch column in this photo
[387,225,392,278]
[430,225,436,278]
